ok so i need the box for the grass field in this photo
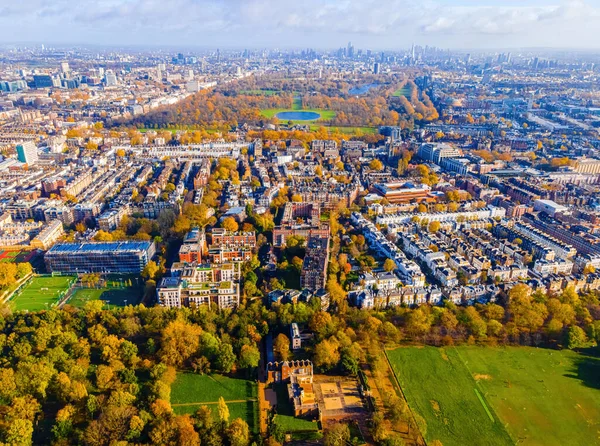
[67,277,143,308]
[239,89,282,96]
[172,373,257,404]
[387,346,600,446]
[393,86,413,97]
[171,373,258,431]
[10,275,75,311]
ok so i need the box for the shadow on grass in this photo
[564,347,600,390]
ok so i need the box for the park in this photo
[387,345,600,446]
[170,373,259,433]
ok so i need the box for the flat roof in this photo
[47,241,153,254]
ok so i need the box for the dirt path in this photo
[171,398,256,406]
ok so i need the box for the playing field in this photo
[387,346,600,446]
[0,250,36,263]
[171,373,258,431]
[10,275,75,311]
[67,278,142,308]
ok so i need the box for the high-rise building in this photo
[16,141,38,165]
[347,41,355,59]
[373,62,380,74]
[104,71,118,86]
[60,62,70,73]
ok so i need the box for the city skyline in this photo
[1,0,600,50]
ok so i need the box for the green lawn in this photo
[393,86,413,97]
[67,276,142,308]
[171,373,257,404]
[173,401,258,433]
[388,346,600,446]
[10,275,75,311]
[171,373,258,432]
[239,89,282,96]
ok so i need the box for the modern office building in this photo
[16,141,38,165]
[45,241,156,274]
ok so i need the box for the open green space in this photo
[171,373,257,404]
[240,89,281,96]
[393,86,413,97]
[171,373,258,432]
[10,275,75,311]
[66,275,143,308]
[173,401,258,433]
[387,346,600,446]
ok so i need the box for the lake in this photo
[276,111,321,121]
[349,83,379,95]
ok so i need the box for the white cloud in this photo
[1,0,599,48]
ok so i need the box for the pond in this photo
[275,111,321,121]
[348,83,379,95]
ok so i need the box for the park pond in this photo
[349,83,379,95]
[275,111,321,121]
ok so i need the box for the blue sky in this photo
[1,0,599,50]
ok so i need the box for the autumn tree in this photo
[273,334,290,361]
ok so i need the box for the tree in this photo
[221,216,239,232]
[273,334,290,361]
[0,263,18,288]
[215,343,236,373]
[238,344,260,369]
[369,159,384,171]
[15,263,32,280]
[160,319,202,367]
[227,418,250,446]
[218,397,230,425]
[142,260,160,280]
[383,258,396,273]
[93,230,113,242]
[313,338,340,370]
[566,326,588,349]
[5,419,33,446]
[323,423,351,446]
[428,221,441,233]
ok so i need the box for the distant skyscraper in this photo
[373,62,380,74]
[16,141,38,165]
[347,41,354,59]
[60,62,70,73]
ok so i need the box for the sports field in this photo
[0,250,36,263]
[10,275,75,311]
[387,346,600,446]
[67,278,142,308]
[171,373,258,431]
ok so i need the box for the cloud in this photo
[0,0,599,48]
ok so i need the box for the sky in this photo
[1,0,600,50]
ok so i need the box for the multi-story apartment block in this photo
[156,262,240,309]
